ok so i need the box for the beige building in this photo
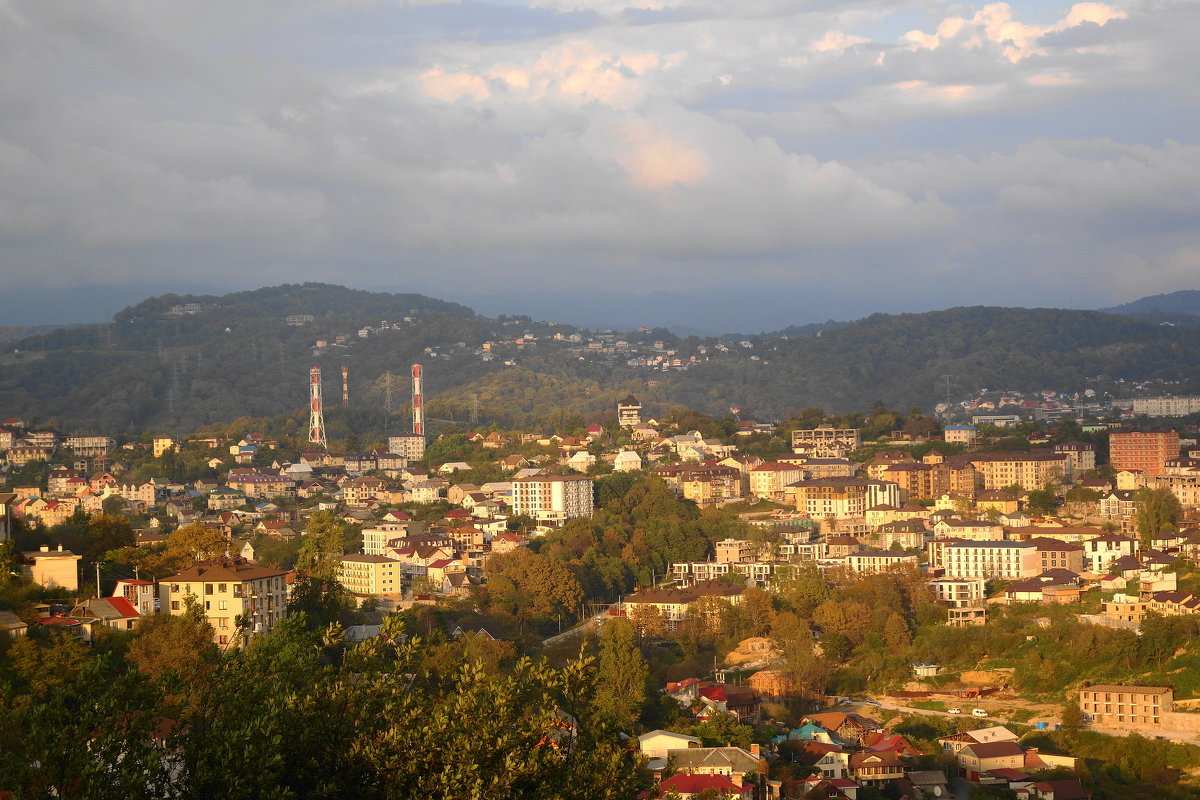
[1080,685,1171,728]
[387,433,426,461]
[791,426,862,451]
[510,474,594,523]
[159,558,288,647]
[748,463,806,501]
[20,545,81,591]
[152,436,178,457]
[951,451,1071,490]
[338,554,403,597]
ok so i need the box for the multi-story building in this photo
[620,581,743,630]
[943,425,978,446]
[940,540,1040,580]
[342,476,387,507]
[791,426,861,451]
[63,436,115,458]
[20,544,81,590]
[1079,685,1172,728]
[510,474,594,524]
[928,578,986,607]
[1097,490,1136,519]
[748,463,806,501]
[159,558,289,646]
[617,394,642,428]
[387,433,426,462]
[655,464,743,507]
[226,473,293,499]
[1029,538,1085,573]
[845,549,919,574]
[1109,430,1180,476]
[152,436,178,458]
[950,451,1071,490]
[1052,442,1096,473]
[715,539,757,564]
[789,478,900,520]
[338,554,404,597]
[1084,533,1139,574]
[1131,396,1200,417]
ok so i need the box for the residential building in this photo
[1029,538,1085,573]
[791,426,862,451]
[1130,396,1200,417]
[1083,534,1138,574]
[64,435,115,457]
[1109,430,1180,476]
[789,478,899,519]
[656,464,743,507]
[20,545,81,590]
[510,474,594,523]
[928,578,986,607]
[1053,442,1096,473]
[950,451,1072,490]
[159,558,289,646]
[617,394,642,428]
[338,554,403,597]
[152,436,178,457]
[387,433,426,461]
[940,540,1040,580]
[620,581,743,630]
[748,462,806,501]
[845,549,919,574]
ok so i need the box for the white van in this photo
[972,708,989,718]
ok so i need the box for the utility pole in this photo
[95,561,102,598]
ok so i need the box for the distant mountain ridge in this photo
[6,285,1200,434]
[1102,289,1200,321]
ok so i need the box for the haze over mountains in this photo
[4,283,1200,434]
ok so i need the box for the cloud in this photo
[902,2,1127,62]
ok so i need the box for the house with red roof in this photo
[657,773,752,799]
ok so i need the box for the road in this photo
[541,608,611,647]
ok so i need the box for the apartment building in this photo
[159,558,289,646]
[928,578,986,607]
[655,464,743,507]
[510,474,594,523]
[748,462,806,501]
[1052,442,1096,473]
[1079,685,1172,728]
[1109,430,1180,475]
[621,581,744,630]
[845,549,920,574]
[791,426,862,451]
[950,451,1072,490]
[338,554,404,597]
[940,540,1040,580]
[63,435,115,458]
[1131,396,1200,417]
[387,433,426,462]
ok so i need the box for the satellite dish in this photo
[933,788,943,797]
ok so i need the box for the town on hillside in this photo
[4,388,1200,799]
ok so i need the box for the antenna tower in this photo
[341,365,350,408]
[411,364,424,438]
[309,366,327,449]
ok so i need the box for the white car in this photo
[973,708,989,717]
[947,708,962,714]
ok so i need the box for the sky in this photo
[1,0,1198,331]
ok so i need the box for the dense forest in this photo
[7,284,1200,433]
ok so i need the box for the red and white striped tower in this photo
[411,363,424,438]
[341,365,349,408]
[309,366,327,449]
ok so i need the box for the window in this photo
[171,601,180,611]
[219,583,227,593]
[219,601,228,610]
[171,584,180,593]
[205,584,214,595]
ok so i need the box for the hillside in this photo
[1103,289,1200,316]
[7,286,1200,433]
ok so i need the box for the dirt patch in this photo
[959,669,1015,687]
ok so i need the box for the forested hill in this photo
[5,285,1200,434]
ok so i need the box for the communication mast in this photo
[309,366,327,449]
[411,364,424,438]
[341,365,350,408]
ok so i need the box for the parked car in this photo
[972,708,989,718]
[947,708,962,714]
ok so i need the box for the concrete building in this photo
[387,433,426,462]
[159,558,288,647]
[791,426,861,451]
[617,394,642,428]
[338,554,404,597]
[1079,685,1171,728]
[1131,396,1200,417]
[940,540,1040,580]
[510,474,594,524]
[20,545,81,591]
[1109,430,1180,476]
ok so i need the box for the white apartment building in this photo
[1084,534,1139,574]
[940,541,1040,580]
[748,463,806,501]
[1131,396,1200,417]
[510,474,594,524]
[338,554,403,596]
[927,578,986,607]
[845,549,920,574]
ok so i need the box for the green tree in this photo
[593,618,648,729]
[1133,487,1182,549]
[1060,701,1084,734]
[296,509,347,580]
[126,600,220,682]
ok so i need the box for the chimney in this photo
[57,544,63,552]
[750,743,761,757]
[40,544,49,552]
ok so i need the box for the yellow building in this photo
[152,436,178,458]
[159,558,288,647]
[20,545,81,591]
[338,554,403,597]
